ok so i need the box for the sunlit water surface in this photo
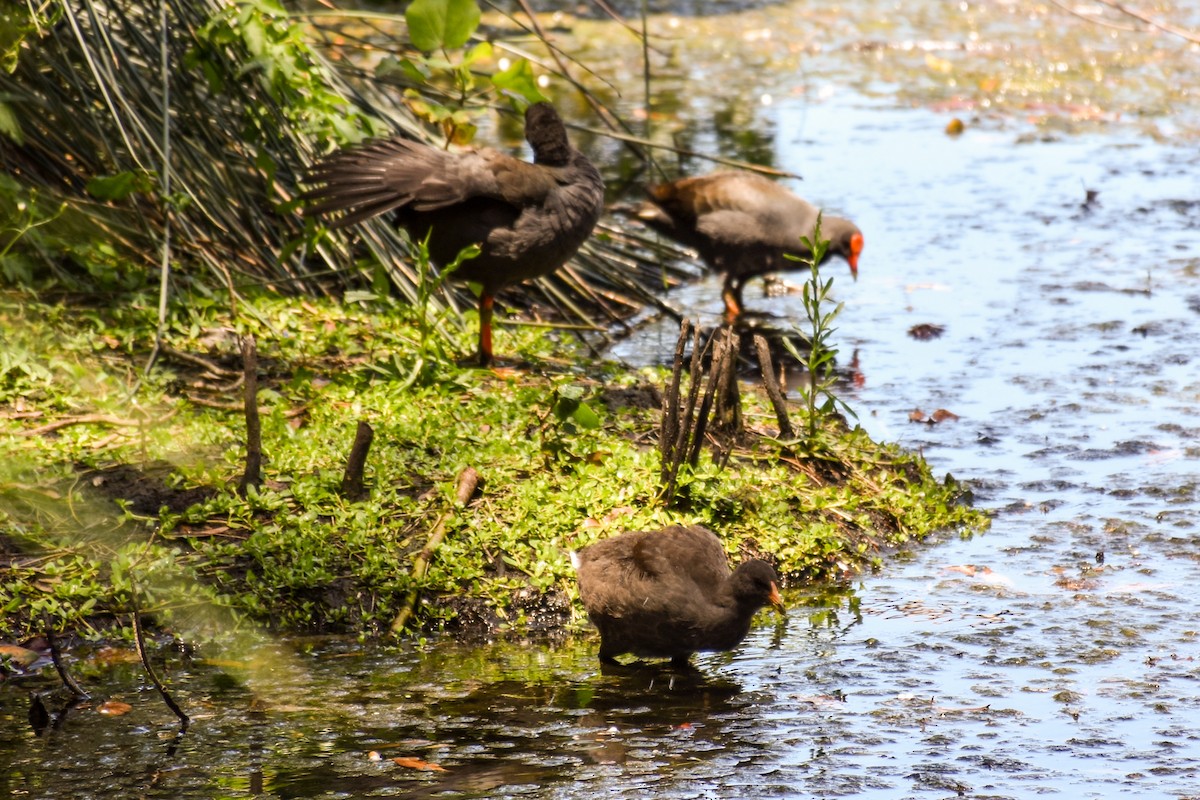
[5,43,1200,800]
[607,92,1200,798]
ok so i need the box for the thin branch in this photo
[573,123,802,180]
[1043,0,1139,32]
[47,627,88,699]
[390,467,480,634]
[132,606,190,730]
[1047,0,1200,43]
[160,345,242,380]
[15,413,150,437]
[583,0,669,53]
[754,334,794,440]
[661,322,705,505]
[147,0,173,376]
[686,328,724,467]
[659,318,689,489]
[1092,0,1200,43]
[237,335,262,496]
[712,327,742,437]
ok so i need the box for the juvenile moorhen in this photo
[635,171,863,321]
[571,524,785,668]
[303,103,605,365]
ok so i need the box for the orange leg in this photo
[478,292,494,366]
[721,276,744,324]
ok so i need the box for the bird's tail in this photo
[302,138,448,228]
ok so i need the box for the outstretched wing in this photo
[303,140,562,228]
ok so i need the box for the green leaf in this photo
[570,401,601,430]
[406,0,481,52]
[0,100,21,144]
[372,261,391,295]
[490,58,546,104]
[243,16,267,57]
[557,384,584,402]
[551,385,600,429]
[377,56,430,84]
[86,170,157,201]
[463,41,493,67]
[344,290,379,305]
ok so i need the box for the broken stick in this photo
[237,335,261,496]
[754,334,795,439]
[340,420,374,501]
[390,467,480,634]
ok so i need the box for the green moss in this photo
[0,288,987,641]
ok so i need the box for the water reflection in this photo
[55,644,753,796]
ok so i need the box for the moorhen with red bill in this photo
[303,102,605,366]
[571,524,785,668]
[635,171,863,321]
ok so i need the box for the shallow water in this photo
[6,4,1200,798]
[607,90,1200,797]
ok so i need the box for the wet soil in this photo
[77,461,216,517]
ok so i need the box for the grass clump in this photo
[0,288,987,642]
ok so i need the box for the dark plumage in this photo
[571,524,785,668]
[303,102,605,365]
[636,171,863,320]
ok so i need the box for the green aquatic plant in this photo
[784,213,857,448]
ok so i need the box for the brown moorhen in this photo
[635,171,863,321]
[303,103,605,365]
[571,524,785,668]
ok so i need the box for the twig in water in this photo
[132,607,190,731]
[47,626,88,698]
[1091,0,1200,44]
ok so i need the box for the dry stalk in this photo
[754,334,794,439]
[658,318,690,489]
[659,324,747,504]
[390,467,480,634]
[237,335,261,496]
[340,420,374,501]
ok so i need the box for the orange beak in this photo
[848,232,864,281]
[768,581,786,614]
